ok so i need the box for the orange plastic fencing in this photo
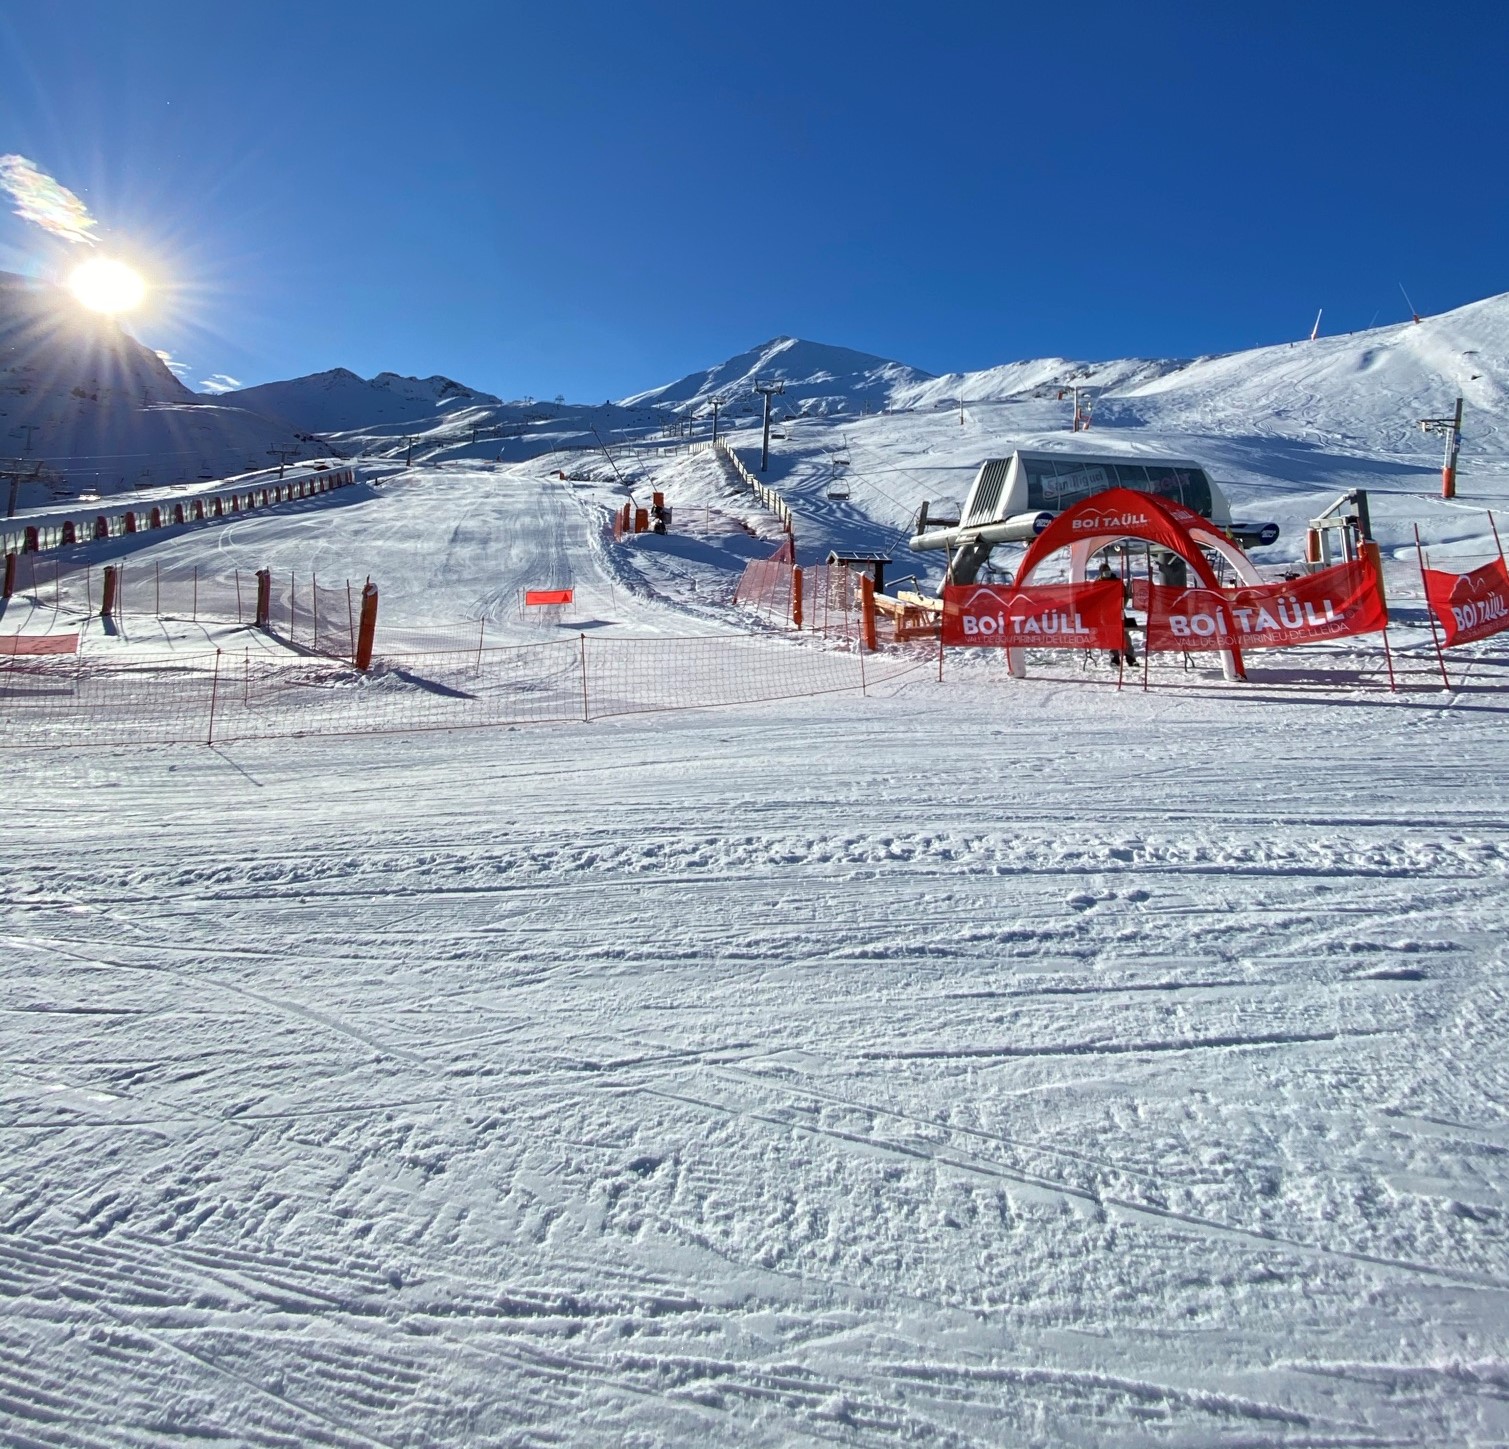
[3,556,358,665]
[733,560,794,625]
[265,572,358,661]
[734,560,863,640]
[117,561,256,626]
[0,635,938,748]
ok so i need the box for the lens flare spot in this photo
[69,257,146,314]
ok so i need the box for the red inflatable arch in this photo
[1010,487,1257,680]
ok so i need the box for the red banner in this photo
[1422,558,1509,647]
[941,580,1125,649]
[524,589,573,606]
[1145,559,1387,652]
[0,633,79,655]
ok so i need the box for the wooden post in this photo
[100,564,118,619]
[2,553,13,599]
[255,569,272,630]
[206,649,221,745]
[791,565,804,630]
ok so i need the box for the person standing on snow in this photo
[1095,558,1121,668]
[1095,556,1138,668]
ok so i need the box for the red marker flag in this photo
[1422,557,1509,647]
[524,589,573,606]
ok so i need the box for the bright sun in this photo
[69,256,147,314]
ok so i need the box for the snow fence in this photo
[0,634,937,748]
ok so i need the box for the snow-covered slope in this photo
[0,271,331,498]
[619,335,934,416]
[221,367,502,435]
[894,291,1509,460]
[1109,292,1509,454]
[897,354,1192,408]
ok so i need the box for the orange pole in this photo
[859,573,878,651]
[353,579,379,670]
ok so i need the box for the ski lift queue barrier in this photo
[0,465,358,562]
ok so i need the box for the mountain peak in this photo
[619,335,934,416]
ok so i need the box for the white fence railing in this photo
[714,438,793,532]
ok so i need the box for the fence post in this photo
[579,633,590,721]
[255,568,272,630]
[2,553,13,599]
[859,573,877,651]
[100,564,118,619]
[354,579,379,670]
[206,649,222,745]
[792,566,804,630]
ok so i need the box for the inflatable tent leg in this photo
[1006,646,1026,679]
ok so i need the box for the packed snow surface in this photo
[6,293,1509,1446]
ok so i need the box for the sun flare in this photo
[69,256,147,314]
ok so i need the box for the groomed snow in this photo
[6,299,1509,1445]
[7,684,1509,1445]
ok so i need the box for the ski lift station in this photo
[910,450,1278,583]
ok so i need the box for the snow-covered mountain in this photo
[220,368,502,436]
[892,292,1509,457]
[619,336,934,417]
[0,271,331,498]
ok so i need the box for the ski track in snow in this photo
[5,692,1509,1446]
[8,314,1509,1442]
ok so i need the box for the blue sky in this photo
[2,1,1506,400]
